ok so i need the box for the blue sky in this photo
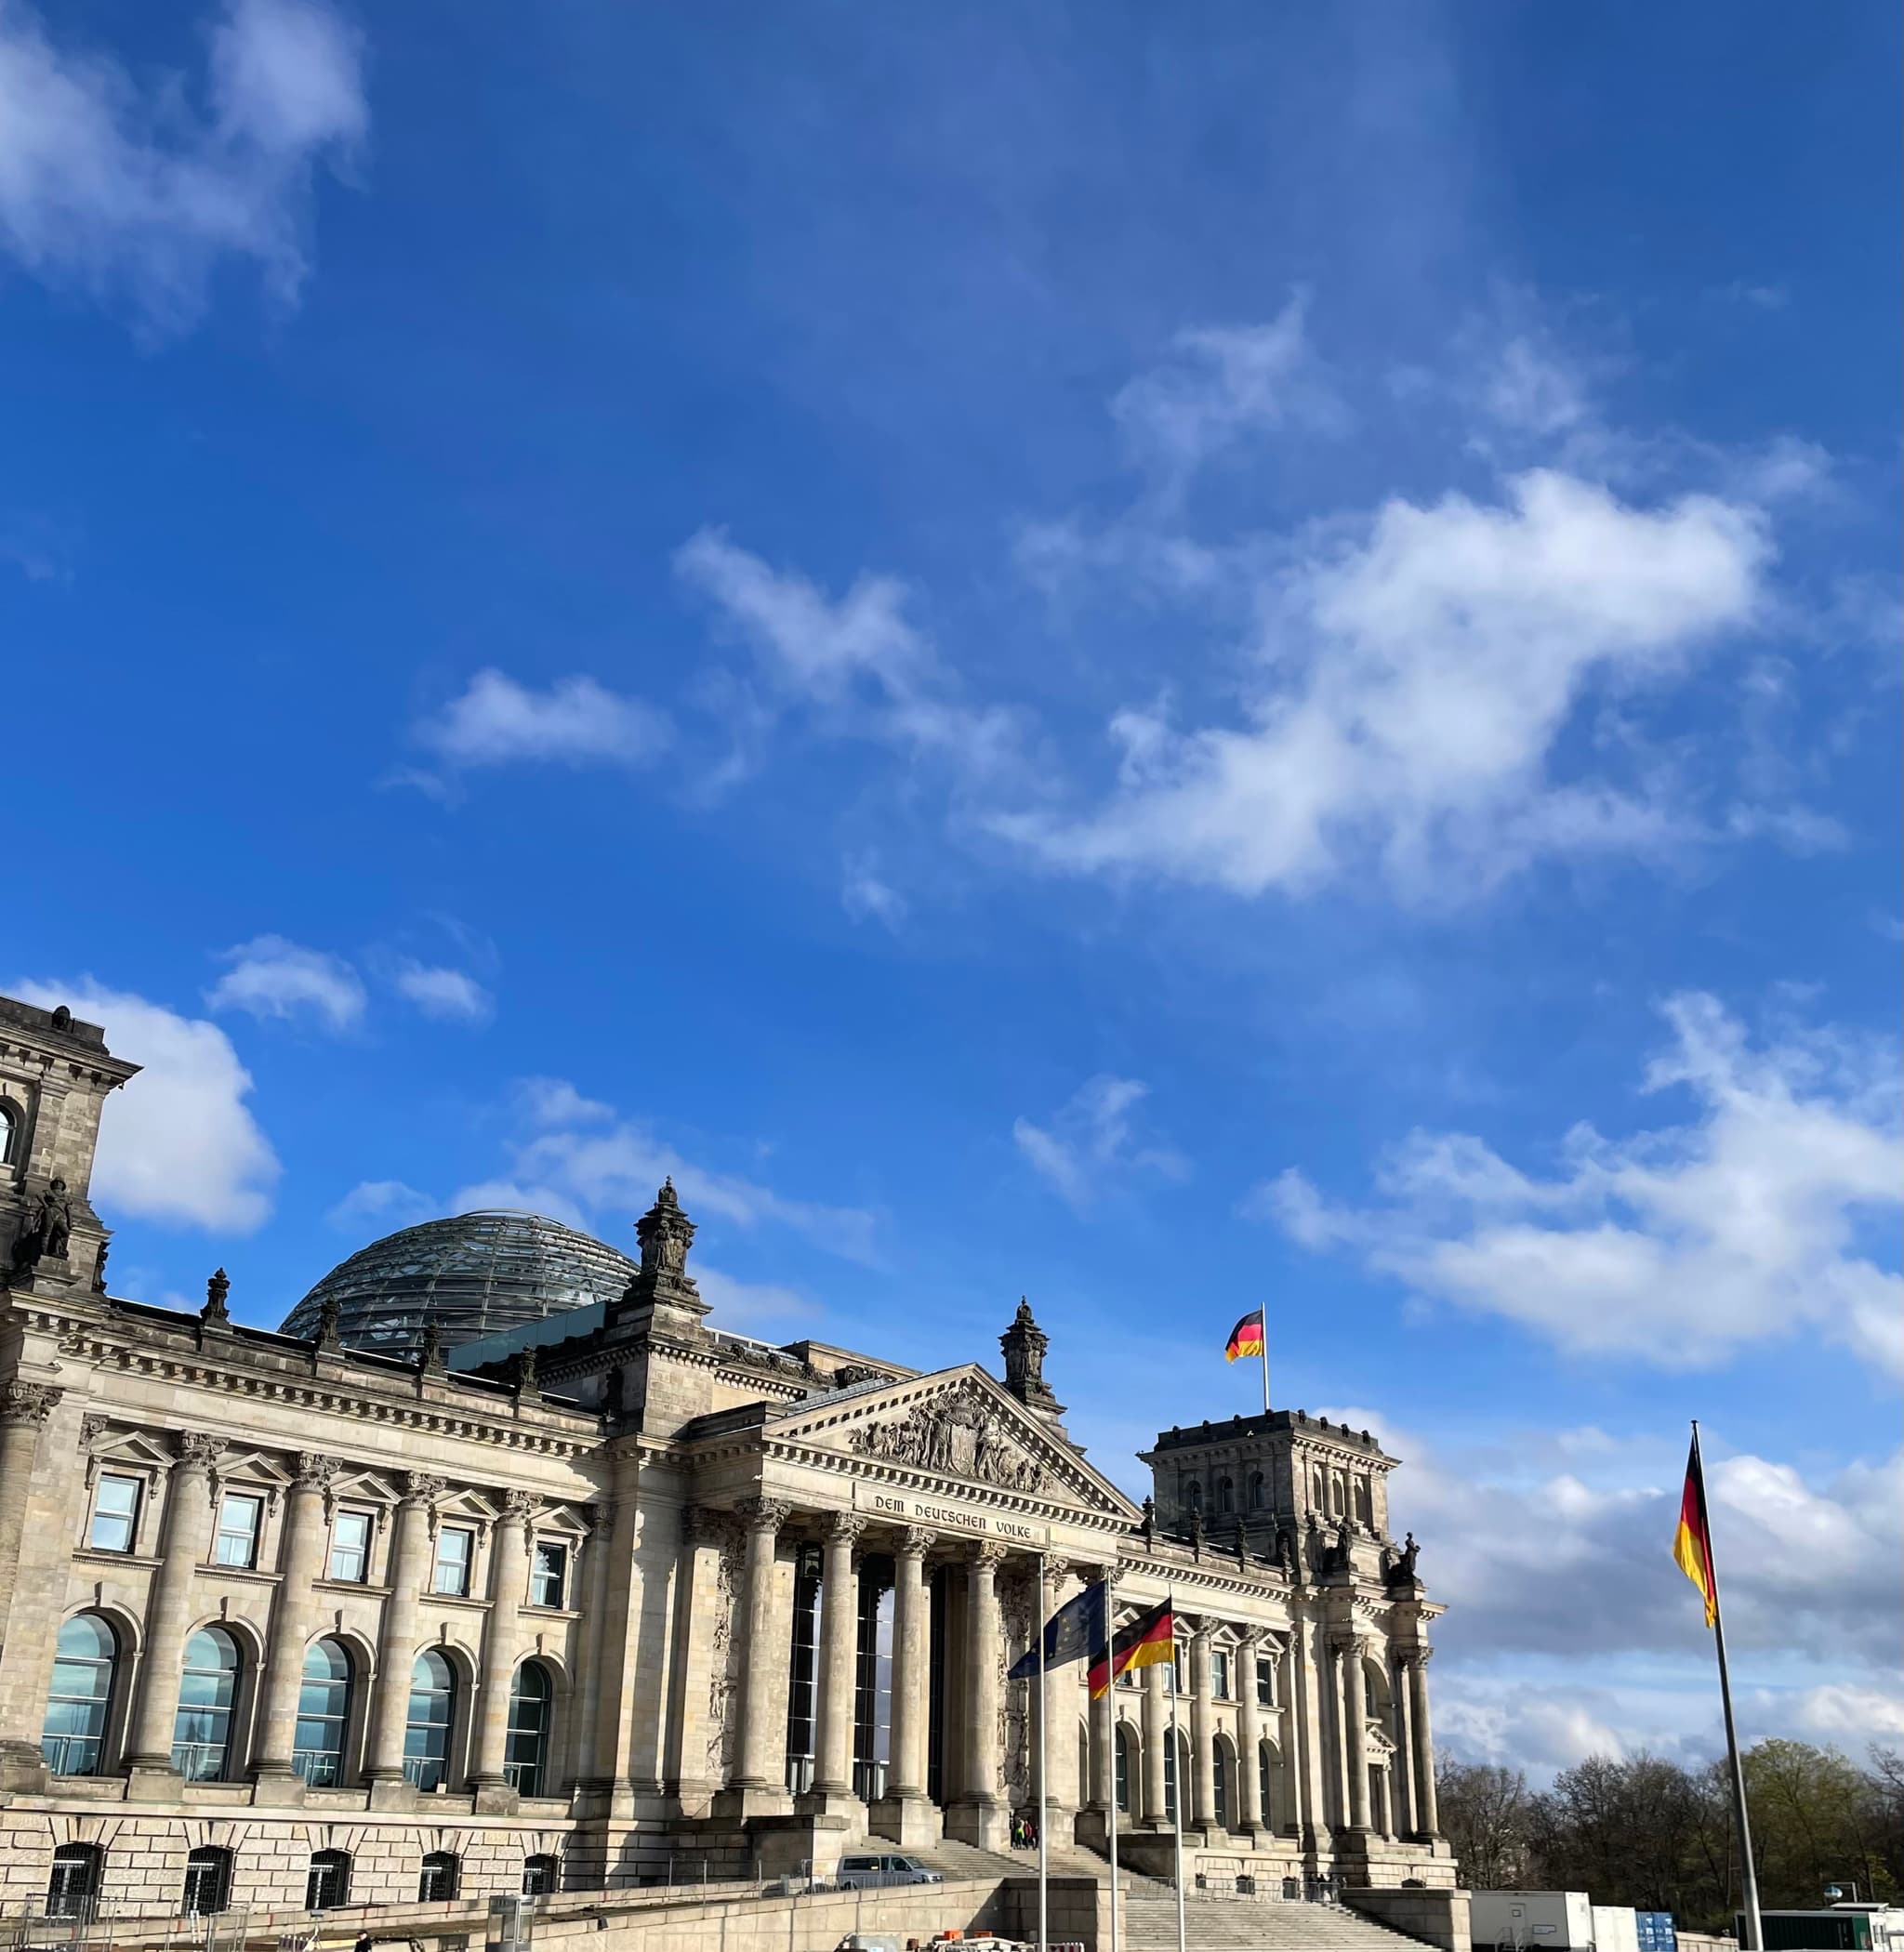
[4,0,1898,1776]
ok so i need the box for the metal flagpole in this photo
[1037,1551,1049,1952]
[1169,1597,1186,1952]
[1105,1564,1119,1952]
[1259,1308,1271,1416]
[1697,1421,1763,1952]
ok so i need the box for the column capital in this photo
[683,1504,727,1545]
[402,1470,446,1504]
[176,1431,221,1470]
[293,1452,338,1491]
[501,1487,536,1524]
[971,1540,1009,1573]
[898,1525,933,1560]
[0,1381,60,1423]
[826,1510,869,1546]
[737,1495,794,1535]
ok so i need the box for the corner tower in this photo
[1,995,139,1295]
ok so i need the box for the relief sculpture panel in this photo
[847,1383,1046,1493]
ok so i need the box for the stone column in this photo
[948,1542,1006,1849]
[0,1384,60,1653]
[1236,1632,1263,1833]
[814,1513,865,1799]
[1392,1654,1418,1837]
[1291,1613,1328,1848]
[1041,1562,1080,1836]
[364,1473,443,1796]
[1407,1649,1440,1837]
[728,1497,793,1790]
[469,1490,533,1802]
[1141,1656,1167,1827]
[874,1525,936,1847]
[1340,1636,1372,1834]
[1277,1637,1303,1839]
[125,1434,220,1786]
[250,1455,337,1786]
[1189,1624,1216,1828]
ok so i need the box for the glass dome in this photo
[280,1210,636,1363]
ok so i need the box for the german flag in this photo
[1224,1309,1265,1363]
[1088,1596,1175,1699]
[1673,1435,1718,1629]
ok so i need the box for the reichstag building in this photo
[0,990,1453,1919]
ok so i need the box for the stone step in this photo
[1122,1894,1435,1952]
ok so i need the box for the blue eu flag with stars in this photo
[1007,1579,1107,1680]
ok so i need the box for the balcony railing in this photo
[40,1735,103,1778]
[170,1742,229,1783]
[851,1758,888,1802]
[403,1757,447,1790]
[783,1754,815,1795]
[293,1749,342,1787]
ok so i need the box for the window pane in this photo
[215,1496,261,1568]
[530,1543,566,1608]
[433,1529,472,1595]
[89,1476,140,1552]
[328,1511,371,1581]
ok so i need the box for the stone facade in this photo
[0,990,1453,1922]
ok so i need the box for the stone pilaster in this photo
[813,1513,866,1800]
[470,1488,533,1808]
[1291,1608,1329,1850]
[125,1434,220,1794]
[363,1472,443,1804]
[946,1541,1007,1850]
[1393,1651,1419,1836]
[661,1504,728,1815]
[0,1383,59,1650]
[249,1454,336,1791]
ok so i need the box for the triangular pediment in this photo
[767,1365,1140,1522]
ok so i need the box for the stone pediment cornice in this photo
[1110,1547,1299,1609]
[763,1365,1140,1527]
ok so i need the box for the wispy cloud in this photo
[1261,993,1902,1376]
[326,1179,438,1232]
[840,854,908,931]
[414,669,672,775]
[1013,1074,1188,1213]
[206,935,365,1034]
[0,0,366,334]
[390,959,493,1023]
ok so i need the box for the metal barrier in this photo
[0,1905,251,1952]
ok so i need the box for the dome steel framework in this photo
[279,1210,637,1364]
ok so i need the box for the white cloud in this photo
[1013,1075,1188,1213]
[390,960,493,1023]
[326,1179,437,1233]
[446,1178,589,1232]
[995,470,1768,900]
[841,855,907,931]
[515,1076,614,1128]
[695,1265,821,1334]
[11,978,279,1231]
[415,669,672,772]
[205,934,365,1033]
[0,0,364,333]
[1482,335,1592,438]
[1263,994,1902,1375]
[676,529,1022,778]
[1112,295,1346,481]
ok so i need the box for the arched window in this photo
[1185,1480,1202,1515]
[1114,1723,1132,1814]
[46,1844,102,1920]
[1250,1471,1265,1510]
[295,1639,352,1787]
[1260,1740,1275,1829]
[1216,1477,1234,1516]
[182,1846,232,1916]
[404,1649,456,1790]
[521,1854,560,1898]
[0,1101,19,1167]
[1212,1742,1229,1828]
[1163,1732,1182,1822]
[417,1852,459,1902]
[174,1627,240,1781]
[43,1614,118,1777]
[306,1850,350,1912]
[505,1662,552,1797]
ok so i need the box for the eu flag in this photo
[1007,1580,1107,1680]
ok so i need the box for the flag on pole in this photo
[1224,1308,1265,1363]
[1673,1433,1719,1628]
[1088,1596,1175,1698]
[1007,1580,1107,1680]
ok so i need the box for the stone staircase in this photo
[1125,1889,1438,1952]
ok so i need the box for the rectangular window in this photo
[433,1526,473,1596]
[1172,1645,1187,1696]
[1257,1655,1276,1708]
[327,1510,372,1583]
[88,1473,141,1552]
[1211,1650,1231,1700]
[214,1495,263,1568]
[529,1541,567,1609]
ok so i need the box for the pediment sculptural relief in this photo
[847,1386,1047,1493]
